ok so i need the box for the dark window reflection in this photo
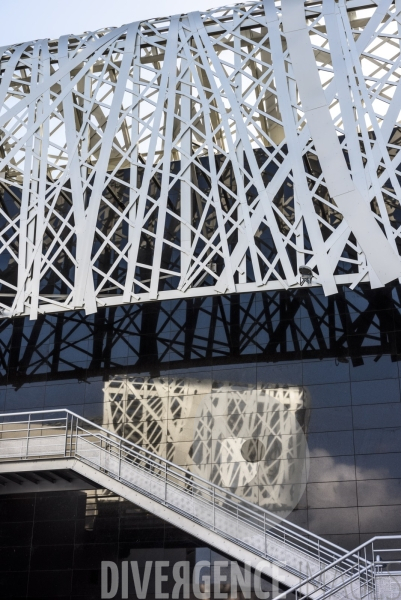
[1,283,401,594]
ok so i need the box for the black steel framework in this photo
[1,284,401,386]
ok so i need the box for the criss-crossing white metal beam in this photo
[1,0,401,318]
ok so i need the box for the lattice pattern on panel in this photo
[1,0,401,318]
[103,375,309,514]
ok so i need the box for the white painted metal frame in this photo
[1,0,401,318]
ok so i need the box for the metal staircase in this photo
[0,409,399,600]
[273,536,401,600]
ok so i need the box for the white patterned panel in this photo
[1,1,400,318]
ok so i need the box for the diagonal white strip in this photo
[264,1,337,295]
[29,42,51,320]
[58,35,87,310]
[189,11,296,288]
[14,40,48,316]
[123,19,182,300]
[0,27,126,131]
[186,13,263,288]
[74,23,139,314]
[282,0,401,286]
[178,18,236,293]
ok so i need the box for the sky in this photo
[0,0,217,47]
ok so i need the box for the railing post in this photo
[75,415,78,457]
[69,415,72,457]
[25,413,31,459]
[165,462,168,504]
[64,413,69,457]
[213,487,215,531]
[237,502,239,538]
[71,415,76,457]
[363,544,367,600]
[371,542,376,600]
[264,512,266,558]
[119,440,122,481]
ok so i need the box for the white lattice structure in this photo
[103,375,309,515]
[1,0,401,318]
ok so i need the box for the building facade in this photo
[2,285,401,597]
[1,0,401,598]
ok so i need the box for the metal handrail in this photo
[0,408,372,596]
[272,535,401,600]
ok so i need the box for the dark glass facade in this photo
[2,283,401,597]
